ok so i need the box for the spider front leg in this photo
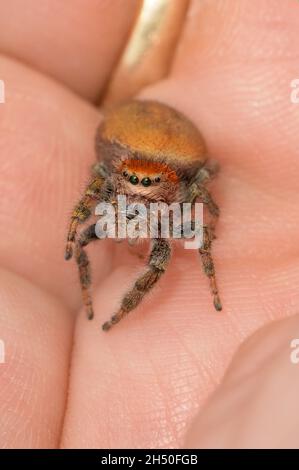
[102,238,171,331]
[199,225,222,311]
[75,223,100,320]
[65,174,104,260]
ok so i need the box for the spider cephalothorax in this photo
[65,100,222,331]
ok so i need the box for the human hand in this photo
[0,0,298,448]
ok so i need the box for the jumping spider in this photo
[65,100,222,331]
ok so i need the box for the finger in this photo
[0,55,113,308]
[185,314,299,448]
[61,0,299,448]
[0,268,72,448]
[0,0,139,100]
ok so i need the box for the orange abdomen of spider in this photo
[96,100,207,179]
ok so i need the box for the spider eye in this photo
[141,177,151,187]
[129,175,139,185]
[154,177,161,183]
[123,170,128,177]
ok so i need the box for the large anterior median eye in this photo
[129,175,139,185]
[141,177,151,187]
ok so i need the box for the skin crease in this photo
[0,0,298,448]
